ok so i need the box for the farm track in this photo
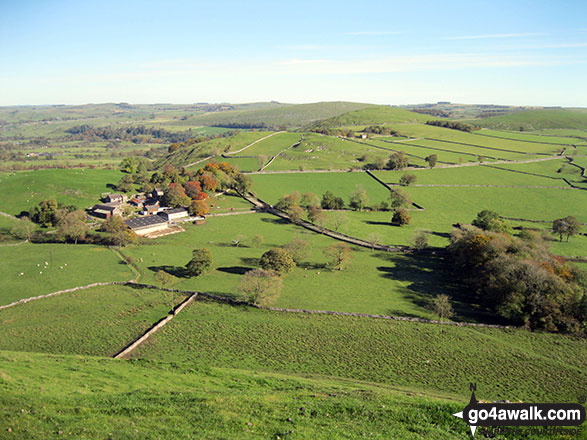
[223,131,286,155]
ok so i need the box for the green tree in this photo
[300,192,320,209]
[411,230,429,250]
[260,248,296,275]
[472,210,512,235]
[552,216,582,242]
[349,185,369,211]
[399,174,417,186]
[283,235,311,264]
[120,157,138,174]
[433,294,454,322]
[185,248,213,277]
[117,174,135,193]
[307,205,326,225]
[234,173,253,195]
[155,270,178,288]
[386,151,408,170]
[10,218,35,241]
[425,154,437,168]
[56,209,88,244]
[286,204,306,224]
[328,211,349,232]
[252,234,265,248]
[321,191,345,210]
[238,268,283,305]
[162,184,191,208]
[392,208,411,226]
[323,242,353,270]
[389,189,411,209]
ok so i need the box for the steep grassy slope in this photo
[0,350,469,440]
[476,108,587,130]
[133,300,587,403]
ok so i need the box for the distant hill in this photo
[476,108,587,130]
[307,105,433,130]
[176,101,372,129]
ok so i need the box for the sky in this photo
[1,0,586,106]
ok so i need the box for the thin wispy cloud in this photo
[346,31,401,36]
[443,32,546,40]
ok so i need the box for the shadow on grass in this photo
[148,265,188,278]
[364,220,392,226]
[430,231,451,239]
[260,217,289,225]
[216,266,252,275]
[373,252,503,324]
[298,262,328,270]
[240,257,260,266]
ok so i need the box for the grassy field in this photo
[133,299,587,403]
[0,168,123,215]
[0,243,134,305]
[121,214,465,320]
[0,284,186,356]
[478,128,587,145]
[0,350,474,440]
[250,171,391,205]
[265,135,390,171]
[476,108,587,131]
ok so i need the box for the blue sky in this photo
[1,0,586,106]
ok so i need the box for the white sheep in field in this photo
[39,271,42,274]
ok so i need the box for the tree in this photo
[300,192,320,209]
[11,218,35,241]
[283,235,311,264]
[189,199,209,217]
[386,151,408,170]
[399,174,417,186]
[321,191,345,210]
[238,268,283,305]
[323,242,353,270]
[29,198,58,227]
[252,234,264,247]
[328,211,349,232]
[184,181,202,199]
[366,232,383,250]
[349,185,369,211]
[155,270,178,288]
[425,154,438,168]
[286,204,305,224]
[199,173,218,192]
[374,156,387,170]
[234,173,253,194]
[260,248,296,275]
[307,205,326,225]
[56,209,88,244]
[117,174,135,193]
[392,208,411,226]
[433,294,454,322]
[120,157,138,174]
[411,231,429,250]
[185,248,213,277]
[472,210,512,235]
[552,216,582,242]
[389,189,411,209]
[162,183,191,208]
[275,192,300,211]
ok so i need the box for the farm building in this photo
[160,208,189,221]
[130,195,147,207]
[90,203,121,219]
[105,193,126,204]
[125,215,168,236]
[141,204,160,216]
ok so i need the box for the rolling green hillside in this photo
[476,108,587,130]
[308,106,433,130]
[177,101,372,128]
